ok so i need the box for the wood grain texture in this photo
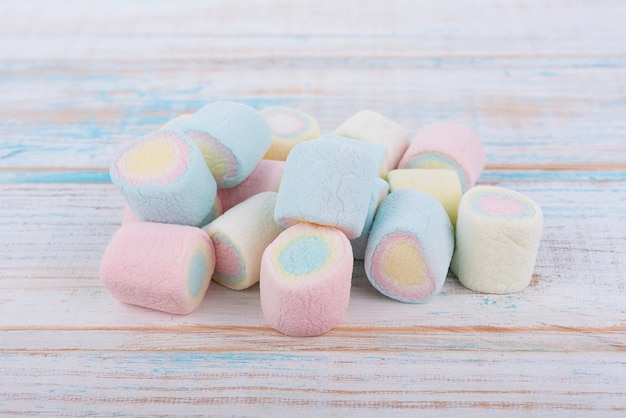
[1,0,625,415]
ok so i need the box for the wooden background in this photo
[1,0,625,415]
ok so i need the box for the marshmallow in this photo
[387,168,462,227]
[365,189,454,303]
[451,186,543,294]
[260,223,353,337]
[274,139,377,239]
[333,110,409,169]
[217,159,285,212]
[261,106,321,160]
[398,122,486,192]
[318,133,389,177]
[161,113,192,129]
[170,101,271,188]
[100,222,215,314]
[110,130,217,227]
[203,192,284,290]
[123,195,222,227]
[350,178,389,260]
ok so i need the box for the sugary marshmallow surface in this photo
[350,178,389,260]
[100,222,215,314]
[274,139,377,239]
[217,159,285,212]
[261,106,321,161]
[169,101,271,188]
[203,192,284,290]
[318,133,389,177]
[398,122,485,191]
[260,223,353,337]
[110,130,217,227]
[451,185,543,294]
[365,189,454,303]
[333,110,409,169]
[387,168,462,227]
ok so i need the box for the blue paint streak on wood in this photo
[0,169,624,184]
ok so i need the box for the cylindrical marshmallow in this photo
[261,106,321,161]
[333,110,409,169]
[100,222,215,314]
[451,186,543,294]
[274,139,377,239]
[122,196,222,228]
[318,133,389,177]
[161,113,192,129]
[110,130,217,227]
[398,122,486,191]
[217,159,285,212]
[386,168,463,227]
[169,101,271,188]
[351,178,389,260]
[260,223,353,337]
[203,192,284,290]
[365,189,454,303]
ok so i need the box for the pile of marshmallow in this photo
[100,101,543,337]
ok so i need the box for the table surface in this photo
[1,1,625,416]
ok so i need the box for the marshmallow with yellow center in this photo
[110,130,217,227]
[386,168,462,227]
[100,222,215,315]
[169,101,271,188]
[203,192,285,291]
[365,189,454,303]
[261,106,321,161]
[451,186,543,294]
[260,223,353,337]
[333,110,409,169]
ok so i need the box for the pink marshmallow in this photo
[217,159,285,212]
[100,222,215,315]
[398,122,486,191]
[260,223,353,337]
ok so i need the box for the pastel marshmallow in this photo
[260,223,353,337]
[100,222,215,314]
[203,192,284,290]
[217,159,285,212]
[261,106,321,160]
[110,130,217,227]
[398,122,486,191]
[365,189,454,303]
[350,178,389,260]
[161,113,192,129]
[387,168,462,227]
[169,101,271,188]
[451,186,543,294]
[318,133,389,177]
[274,139,377,239]
[333,110,409,169]
[122,196,222,228]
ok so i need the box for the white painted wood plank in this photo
[1,351,624,415]
[1,63,625,168]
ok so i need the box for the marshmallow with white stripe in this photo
[203,192,284,290]
[261,106,321,161]
[451,186,543,294]
[333,110,409,169]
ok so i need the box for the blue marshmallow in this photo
[350,178,389,260]
[274,139,377,239]
[169,101,271,188]
[365,189,454,303]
